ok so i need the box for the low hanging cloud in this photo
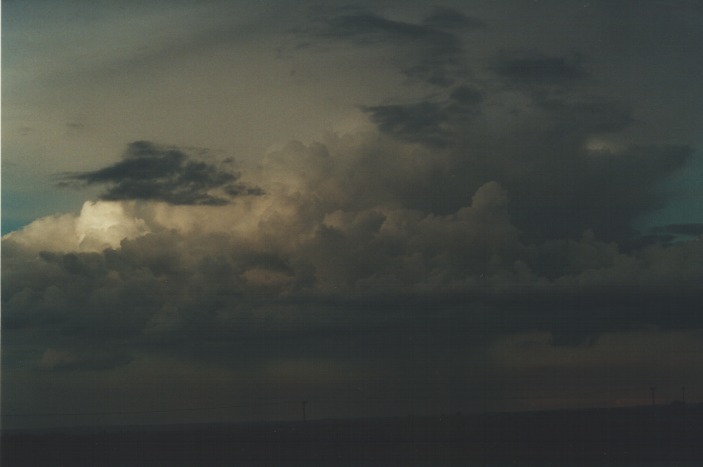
[37,348,133,372]
[59,141,263,205]
[650,223,703,237]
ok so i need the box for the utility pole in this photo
[301,400,308,422]
[650,387,656,407]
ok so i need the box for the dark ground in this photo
[3,404,703,466]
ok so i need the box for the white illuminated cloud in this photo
[3,201,150,252]
[584,136,623,154]
[76,201,150,251]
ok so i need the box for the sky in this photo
[3,0,703,430]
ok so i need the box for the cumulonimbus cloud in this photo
[4,3,703,427]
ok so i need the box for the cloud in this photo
[59,141,263,205]
[449,85,483,105]
[298,9,690,245]
[2,200,150,252]
[363,102,459,148]
[5,157,703,350]
[2,102,698,351]
[506,144,693,242]
[362,95,689,242]
[317,12,459,46]
[422,7,486,31]
[349,40,690,242]
[302,10,478,87]
[651,223,703,237]
[4,2,703,428]
[491,54,588,86]
[362,85,483,147]
[485,328,703,409]
[4,133,703,423]
[37,348,132,372]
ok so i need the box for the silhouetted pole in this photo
[301,400,308,421]
[650,387,656,407]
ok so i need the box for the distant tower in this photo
[301,400,308,421]
[650,387,656,407]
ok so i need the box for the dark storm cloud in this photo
[651,223,703,237]
[629,223,703,249]
[4,160,703,429]
[362,84,483,147]
[37,348,133,372]
[507,144,694,242]
[60,141,262,205]
[449,85,483,105]
[489,53,630,135]
[303,10,480,86]
[422,7,486,31]
[491,55,588,86]
[4,224,703,352]
[537,95,633,134]
[625,234,677,250]
[3,246,165,338]
[480,285,703,346]
[348,33,686,242]
[319,13,460,45]
[5,2,703,430]
[364,102,455,147]
[360,92,686,242]
[487,52,633,134]
[300,5,682,243]
[5,167,703,352]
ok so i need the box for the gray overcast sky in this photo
[3,0,703,429]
